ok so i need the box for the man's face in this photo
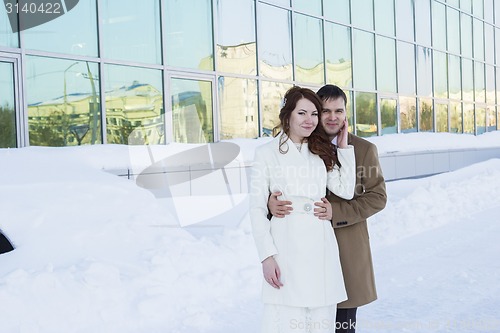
[320,97,347,139]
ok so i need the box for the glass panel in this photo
[436,103,449,132]
[351,0,374,31]
[376,36,397,92]
[27,57,101,146]
[325,23,352,88]
[463,102,474,133]
[486,106,497,131]
[484,0,494,23]
[218,76,258,139]
[261,81,293,136]
[293,0,321,16]
[171,78,213,143]
[0,2,19,47]
[433,50,448,99]
[380,98,398,135]
[473,0,484,18]
[447,8,460,55]
[397,41,416,95]
[419,98,433,131]
[432,2,446,50]
[23,0,97,56]
[395,0,414,41]
[448,0,459,7]
[475,61,485,103]
[400,96,417,132]
[473,19,484,61]
[496,1,500,25]
[258,4,292,80]
[486,65,495,104]
[0,62,16,148]
[417,46,433,97]
[462,58,474,101]
[496,28,500,65]
[354,92,377,137]
[476,106,486,134]
[266,0,290,6]
[323,0,350,24]
[415,0,431,46]
[484,24,494,64]
[165,0,213,69]
[101,0,161,64]
[216,0,256,75]
[104,65,163,145]
[449,55,461,100]
[461,0,472,13]
[450,101,462,133]
[375,0,395,36]
[461,13,473,58]
[497,66,500,107]
[353,30,376,91]
[294,14,324,85]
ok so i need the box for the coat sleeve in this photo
[326,145,356,200]
[249,148,278,262]
[330,143,387,228]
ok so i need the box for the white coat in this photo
[250,134,356,307]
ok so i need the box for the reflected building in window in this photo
[1,0,499,148]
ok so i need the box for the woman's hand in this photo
[262,256,283,289]
[314,197,332,220]
[336,118,349,148]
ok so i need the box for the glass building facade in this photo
[1,0,499,148]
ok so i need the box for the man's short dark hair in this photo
[317,84,347,106]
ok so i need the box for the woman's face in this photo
[288,97,319,142]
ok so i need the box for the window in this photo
[325,23,352,88]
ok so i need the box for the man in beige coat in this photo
[268,84,387,333]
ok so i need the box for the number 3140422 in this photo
[5,2,62,14]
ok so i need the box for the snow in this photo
[1,132,500,333]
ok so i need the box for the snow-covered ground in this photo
[1,132,500,333]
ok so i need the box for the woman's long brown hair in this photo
[276,86,337,171]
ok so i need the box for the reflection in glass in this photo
[463,103,474,134]
[486,106,497,131]
[216,0,256,75]
[484,0,494,23]
[376,36,397,92]
[497,67,500,108]
[447,0,459,7]
[375,0,395,36]
[0,4,18,47]
[104,65,163,145]
[415,0,431,46]
[353,30,376,91]
[355,92,377,137]
[497,28,500,65]
[417,46,432,97]
[461,0,472,13]
[266,0,290,6]
[258,4,292,80]
[432,2,446,50]
[165,0,213,69]
[450,101,462,133]
[436,103,449,132]
[473,19,484,61]
[24,0,97,56]
[496,3,500,27]
[293,0,321,16]
[27,57,101,146]
[475,61,485,103]
[462,58,474,101]
[433,51,448,99]
[351,0,374,31]
[397,41,416,95]
[449,55,461,100]
[261,81,293,137]
[419,98,433,132]
[476,106,486,134]
[447,8,460,55]
[171,78,213,143]
[218,77,258,139]
[472,0,484,18]
[325,23,352,88]
[294,14,324,84]
[323,0,350,24]
[400,96,417,132]
[380,98,397,135]
[396,0,414,41]
[484,24,494,64]
[0,62,16,148]
[101,0,161,64]
[461,14,473,58]
[485,65,495,105]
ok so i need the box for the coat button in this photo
[304,203,312,212]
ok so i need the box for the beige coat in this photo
[327,133,387,309]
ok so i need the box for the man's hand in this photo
[314,197,332,220]
[262,256,284,289]
[268,191,293,218]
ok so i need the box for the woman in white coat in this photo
[250,86,356,333]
